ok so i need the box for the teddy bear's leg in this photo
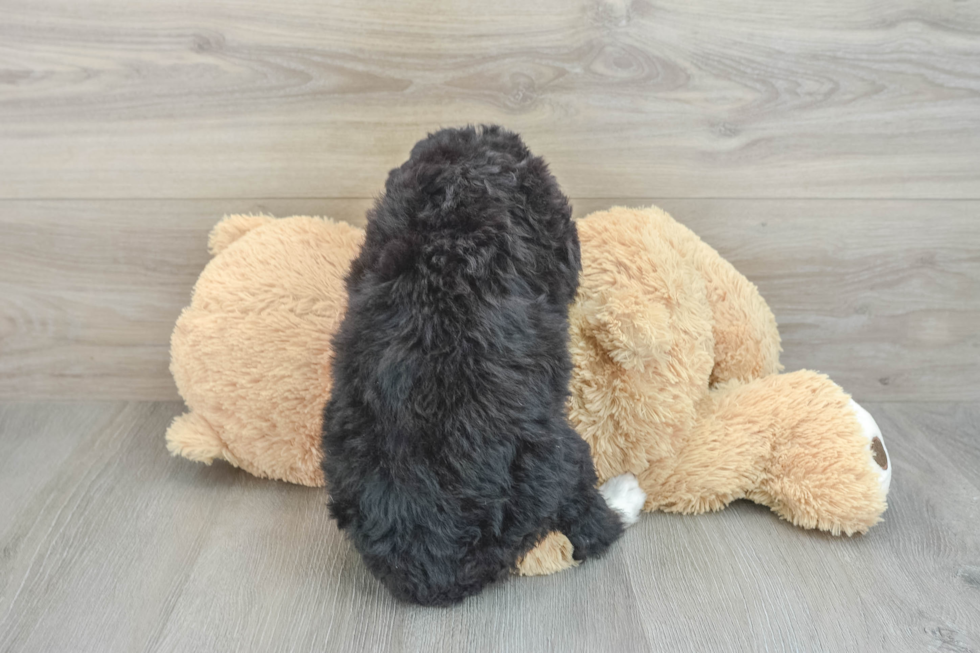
[207,214,275,256]
[165,411,238,467]
[651,370,889,534]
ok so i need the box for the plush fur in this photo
[168,204,892,577]
[320,126,625,605]
[167,214,363,486]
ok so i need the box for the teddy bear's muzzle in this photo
[870,436,888,471]
[850,399,891,495]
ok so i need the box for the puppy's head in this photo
[353,125,580,305]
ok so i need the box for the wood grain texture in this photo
[2,0,980,199]
[0,199,372,400]
[2,198,977,401]
[1,401,977,652]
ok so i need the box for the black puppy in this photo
[323,125,642,606]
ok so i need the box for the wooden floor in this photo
[0,401,977,652]
[2,0,980,650]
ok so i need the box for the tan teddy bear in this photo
[168,214,363,487]
[167,206,890,576]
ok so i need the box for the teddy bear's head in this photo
[566,208,717,492]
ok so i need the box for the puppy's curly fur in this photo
[322,125,624,606]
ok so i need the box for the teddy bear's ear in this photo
[577,294,672,372]
[208,214,276,256]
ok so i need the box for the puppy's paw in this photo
[599,473,646,527]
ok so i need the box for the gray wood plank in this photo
[2,0,979,200]
[0,402,234,653]
[0,401,978,652]
[2,199,977,401]
[0,199,372,401]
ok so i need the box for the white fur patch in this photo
[849,399,892,495]
[599,473,646,527]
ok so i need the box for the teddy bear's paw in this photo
[849,399,891,495]
[599,473,646,527]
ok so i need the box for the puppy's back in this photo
[323,125,580,605]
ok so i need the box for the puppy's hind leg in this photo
[556,433,642,561]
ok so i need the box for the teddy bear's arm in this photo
[649,207,784,386]
[698,250,783,386]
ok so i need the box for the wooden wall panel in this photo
[2,199,975,401]
[2,0,979,199]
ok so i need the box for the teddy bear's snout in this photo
[870,436,888,470]
[849,399,892,495]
